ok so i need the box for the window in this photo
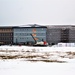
[42,28,43,30]
[1,33,3,36]
[20,33,21,35]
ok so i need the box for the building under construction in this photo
[0,25,75,46]
[46,25,75,45]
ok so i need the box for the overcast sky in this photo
[0,0,75,25]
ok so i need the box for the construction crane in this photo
[30,34,48,46]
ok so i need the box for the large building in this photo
[0,25,47,45]
[46,25,75,45]
[0,25,75,45]
[13,25,47,45]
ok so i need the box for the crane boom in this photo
[30,34,37,43]
[30,33,48,46]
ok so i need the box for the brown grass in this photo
[66,52,75,55]
[27,59,66,63]
[0,50,18,52]
[0,55,19,59]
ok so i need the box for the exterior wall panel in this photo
[47,25,75,45]
[0,27,13,45]
[13,27,47,44]
[69,29,75,42]
[47,28,61,45]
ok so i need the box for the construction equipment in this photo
[30,34,48,46]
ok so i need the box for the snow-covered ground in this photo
[0,44,75,75]
[0,60,75,75]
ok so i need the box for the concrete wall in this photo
[46,28,61,45]
[47,26,75,44]
[69,28,75,42]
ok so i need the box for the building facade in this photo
[0,25,75,45]
[69,26,75,42]
[13,25,47,45]
[61,28,69,43]
[46,26,61,45]
[0,27,13,45]
[47,25,75,45]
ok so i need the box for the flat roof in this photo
[0,24,47,28]
[47,25,75,29]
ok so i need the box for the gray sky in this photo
[0,0,75,25]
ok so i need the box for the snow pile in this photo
[52,43,75,47]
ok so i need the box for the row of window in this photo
[14,33,46,36]
[0,38,12,40]
[15,37,45,40]
[0,29,12,31]
[0,33,12,36]
[16,38,29,40]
